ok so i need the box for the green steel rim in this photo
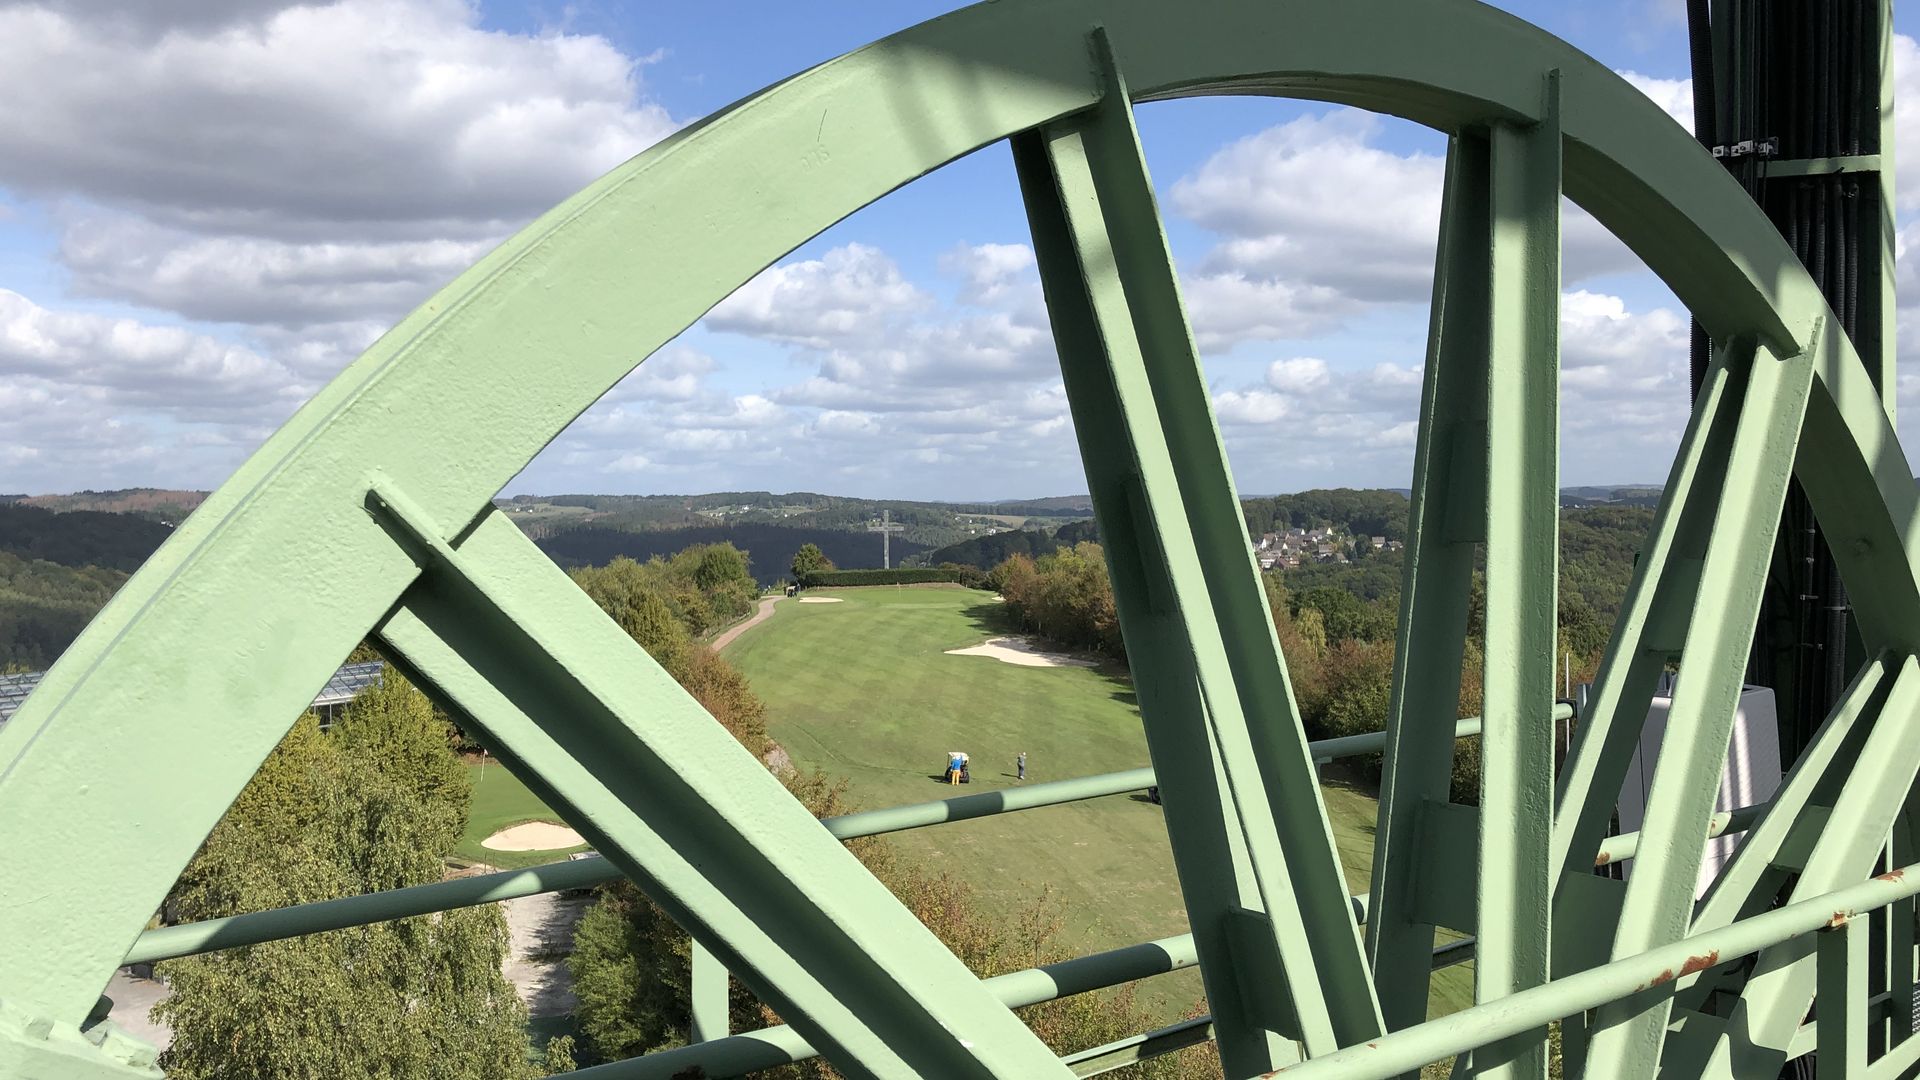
[0,0,1911,1075]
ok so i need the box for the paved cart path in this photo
[711,595,783,653]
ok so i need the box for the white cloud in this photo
[1618,71,1695,132]
[1204,289,1690,490]
[940,242,1037,307]
[1171,111,1444,308]
[707,243,929,348]
[1267,357,1332,394]
[1167,107,1661,355]
[1897,35,1920,213]
[58,215,491,329]
[0,0,682,491]
[0,0,675,238]
[0,289,307,489]
[0,289,304,416]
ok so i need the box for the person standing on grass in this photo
[1017,752,1026,781]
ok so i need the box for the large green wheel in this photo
[1,1,1911,1077]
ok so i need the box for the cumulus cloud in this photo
[1168,107,1663,355]
[508,238,1093,495]
[0,289,308,487]
[0,0,682,491]
[58,215,491,329]
[707,243,929,348]
[1171,111,1444,306]
[1205,289,1690,489]
[0,0,674,237]
[1897,35,1920,212]
[0,289,305,416]
[940,242,1037,307]
[1619,71,1695,132]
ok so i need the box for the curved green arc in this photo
[0,0,1903,1056]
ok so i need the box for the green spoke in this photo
[691,941,729,1044]
[1550,344,1756,894]
[1699,656,1920,1078]
[0,2,1907,1076]
[1013,29,1380,1068]
[1367,132,1492,1032]
[1471,85,1563,1080]
[369,492,1070,1080]
[1584,337,1817,1080]
[1367,92,1563,1080]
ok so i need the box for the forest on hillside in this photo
[1,489,1658,674]
[535,523,929,586]
[0,504,174,571]
[0,505,171,668]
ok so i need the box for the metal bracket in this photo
[0,999,161,1078]
[1712,136,1779,159]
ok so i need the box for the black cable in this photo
[1687,0,1716,399]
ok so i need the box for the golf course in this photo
[723,584,1474,1022]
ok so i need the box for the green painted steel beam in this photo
[1817,921,1869,1077]
[1699,656,1920,1078]
[1762,154,1883,178]
[1471,87,1563,1080]
[574,934,1199,1079]
[1689,658,1890,939]
[369,499,1070,1080]
[1589,802,1768,869]
[1015,31,1379,1066]
[690,940,728,1044]
[1550,344,1747,905]
[1063,1017,1220,1077]
[1641,658,1891,1033]
[1367,132,1493,1032]
[1585,338,1815,1078]
[1271,862,1920,1080]
[0,0,1909,1074]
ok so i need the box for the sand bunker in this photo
[945,636,1096,668]
[483,821,586,851]
[798,597,844,604]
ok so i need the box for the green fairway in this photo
[455,758,589,869]
[724,586,1472,1021]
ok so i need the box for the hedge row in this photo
[799,568,964,587]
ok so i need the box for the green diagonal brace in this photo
[1551,344,1754,898]
[1584,336,1815,1079]
[1367,132,1491,1033]
[368,492,1071,1080]
[1644,657,1889,1022]
[1012,29,1381,1068]
[1700,656,1920,1078]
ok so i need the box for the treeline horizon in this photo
[2,486,1661,671]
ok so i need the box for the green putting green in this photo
[723,585,1473,1021]
[456,758,588,870]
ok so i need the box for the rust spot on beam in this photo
[1679,951,1720,975]
[1877,869,1906,882]
[1830,911,1850,928]
[1594,851,1611,867]
[1648,969,1676,987]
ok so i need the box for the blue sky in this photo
[0,0,1915,501]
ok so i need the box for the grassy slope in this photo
[455,759,588,869]
[725,586,1472,1021]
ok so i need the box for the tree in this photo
[156,672,536,1079]
[564,551,1210,1075]
[790,543,835,581]
[993,544,1123,659]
